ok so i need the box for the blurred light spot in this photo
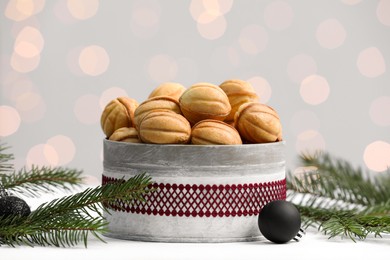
[47,135,76,165]
[210,46,240,72]
[197,12,219,24]
[296,130,326,154]
[5,0,45,22]
[14,26,44,58]
[190,0,207,21]
[287,54,317,84]
[290,110,321,136]
[364,141,390,172]
[300,74,330,105]
[264,1,294,31]
[26,144,58,168]
[197,15,227,40]
[15,92,46,123]
[2,76,34,101]
[132,5,160,27]
[78,45,110,76]
[15,91,41,111]
[377,0,390,26]
[203,0,233,16]
[10,52,40,73]
[99,87,128,110]
[74,94,100,124]
[67,0,99,20]
[247,76,272,103]
[0,106,21,137]
[130,1,161,39]
[316,18,346,49]
[357,47,386,78]
[148,54,178,83]
[215,0,233,14]
[369,96,390,126]
[239,25,268,55]
[341,0,362,5]
[83,174,100,186]
[190,0,233,22]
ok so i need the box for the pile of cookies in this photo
[100,80,282,145]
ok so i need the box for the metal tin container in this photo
[102,139,286,242]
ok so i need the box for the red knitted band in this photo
[102,175,286,217]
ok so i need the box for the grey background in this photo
[1,0,389,181]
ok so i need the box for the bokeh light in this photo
[132,4,160,27]
[148,54,178,83]
[10,51,40,73]
[300,74,330,105]
[376,0,390,26]
[364,141,390,172]
[2,75,34,101]
[357,47,386,78]
[197,15,227,40]
[74,94,101,124]
[99,87,128,110]
[290,110,321,136]
[239,25,268,55]
[26,144,59,168]
[5,0,45,22]
[0,105,21,137]
[15,91,46,123]
[46,135,76,165]
[67,0,99,20]
[247,76,272,103]
[264,1,294,31]
[190,0,232,40]
[190,0,233,22]
[130,0,161,38]
[296,130,326,154]
[369,96,390,126]
[14,26,44,58]
[78,45,110,76]
[287,54,317,84]
[316,18,346,49]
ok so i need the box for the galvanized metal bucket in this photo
[102,139,286,242]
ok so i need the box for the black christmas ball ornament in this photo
[258,200,304,243]
[0,195,31,219]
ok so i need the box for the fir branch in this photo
[297,152,390,206]
[288,152,390,241]
[296,205,390,241]
[1,166,83,197]
[0,143,14,173]
[0,173,152,247]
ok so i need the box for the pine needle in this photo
[0,143,14,174]
[1,166,83,197]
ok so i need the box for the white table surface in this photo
[2,188,389,260]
